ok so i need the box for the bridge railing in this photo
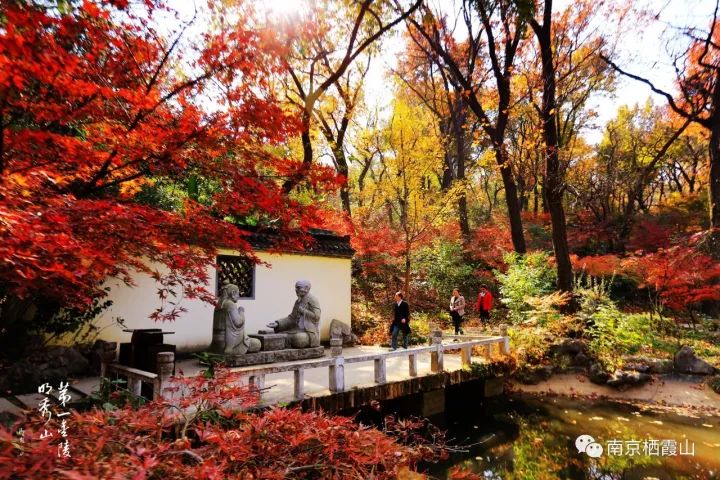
[103,351,175,400]
[232,330,510,401]
[100,331,510,402]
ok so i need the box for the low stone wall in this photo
[297,369,505,415]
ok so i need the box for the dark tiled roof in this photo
[245,228,354,259]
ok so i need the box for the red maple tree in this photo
[0,1,338,343]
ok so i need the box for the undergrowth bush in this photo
[415,239,482,300]
[496,251,557,324]
[578,277,654,370]
[509,327,551,365]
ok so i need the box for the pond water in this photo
[426,394,720,480]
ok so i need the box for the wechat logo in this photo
[576,434,603,458]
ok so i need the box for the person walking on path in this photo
[390,291,410,350]
[449,288,466,335]
[474,285,493,324]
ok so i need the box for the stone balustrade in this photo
[101,331,510,403]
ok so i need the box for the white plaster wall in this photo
[92,251,351,353]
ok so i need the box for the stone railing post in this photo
[99,342,118,379]
[500,324,510,355]
[408,353,418,377]
[430,329,444,373]
[374,357,387,384]
[330,337,343,357]
[329,356,345,393]
[250,374,265,390]
[129,376,142,397]
[155,352,174,400]
[294,369,304,401]
[461,346,472,368]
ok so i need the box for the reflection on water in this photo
[427,395,720,480]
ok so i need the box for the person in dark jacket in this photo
[390,291,410,350]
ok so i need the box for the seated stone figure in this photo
[217,283,261,355]
[266,280,321,349]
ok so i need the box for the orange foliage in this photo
[466,223,514,269]
[575,230,720,312]
[623,233,720,311]
[571,254,624,278]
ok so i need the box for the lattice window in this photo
[216,255,254,298]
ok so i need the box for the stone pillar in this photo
[129,377,142,397]
[329,357,345,393]
[499,324,510,355]
[374,357,387,384]
[155,352,174,401]
[461,346,472,368]
[430,329,444,373]
[99,341,118,379]
[408,353,418,377]
[330,338,343,357]
[294,369,304,400]
[250,374,265,390]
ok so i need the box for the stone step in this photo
[15,393,50,410]
[71,377,101,398]
[0,397,24,416]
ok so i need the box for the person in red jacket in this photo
[474,285,493,323]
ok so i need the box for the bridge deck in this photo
[249,345,466,405]
[1,334,508,414]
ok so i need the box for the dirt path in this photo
[511,373,720,414]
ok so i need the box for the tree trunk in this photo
[709,74,720,230]
[532,1,573,292]
[454,112,471,239]
[404,245,411,296]
[333,146,352,216]
[284,109,313,193]
[496,148,527,253]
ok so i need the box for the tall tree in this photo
[529,0,574,291]
[355,99,460,293]
[275,0,422,194]
[0,1,337,346]
[601,1,720,236]
[597,104,691,247]
[404,0,529,253]
[395,32,473,239]
[313,55,372,216]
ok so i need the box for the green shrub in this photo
[586,307,653,370]
[408,312,433,345]
[414,239,481,299]
[495,251,557,323]
[509,326,551,365]
[578,281,654,370]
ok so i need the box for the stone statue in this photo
[266,280,321,348]
[329,318,358,346]
[216,283,261,355]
